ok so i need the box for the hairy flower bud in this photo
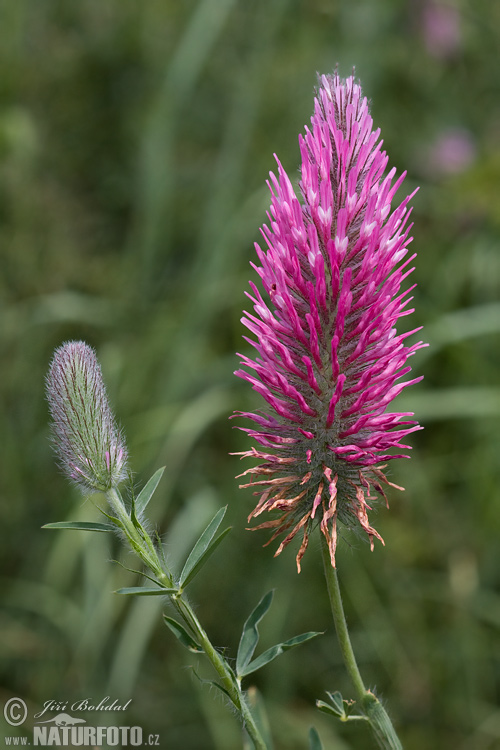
[234,72,426,571]
[46,341,128,493]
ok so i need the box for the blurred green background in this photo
[1,1,499,748]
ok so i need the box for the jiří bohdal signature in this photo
[34,696,132,719]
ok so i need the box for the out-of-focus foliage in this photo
[0,1,499,748]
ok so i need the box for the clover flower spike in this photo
[233,72,426,571]
[46,341,128,494]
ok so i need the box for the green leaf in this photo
[236,590,274,677]
[179,506,228,588]
[189,666,236,705]
[238,630,322,677]
[163,615,203,653]
[135,466,165,516]
[316,692,368,723]
[181,527,231,588]
[111,558,163,587]
[326,691,344,716]
[308,727,323,750]
[316,700,344,718]
[42,521,115,532]
[94,505,122,528]
[115,586,177,596]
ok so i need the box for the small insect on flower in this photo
[46,341,128,494]
[233,71,426,571]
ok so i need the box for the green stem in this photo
[107,488,165,576]
[320,535,403,750]
[173,596,267,750]
[105,488,266,750]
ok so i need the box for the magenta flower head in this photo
[46,341,128,494]
[234,72,426,571]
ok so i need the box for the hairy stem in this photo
[320,535,403,750]
[172,595,267,750]
[106,488,267,750]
